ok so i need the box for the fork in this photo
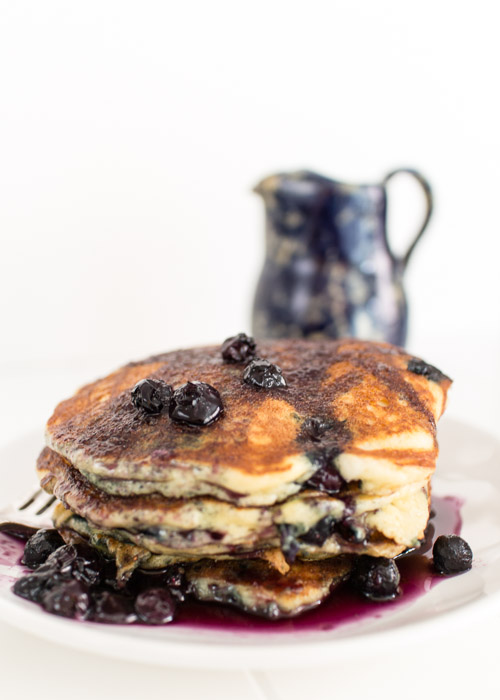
[0,488,56,531]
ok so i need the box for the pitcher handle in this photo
[382,168,433,270]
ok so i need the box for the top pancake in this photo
[45,339,451,505]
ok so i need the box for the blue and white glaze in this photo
[252,169,432,347]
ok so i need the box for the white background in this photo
[0,1,499,698]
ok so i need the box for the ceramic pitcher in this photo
[251,168,433,347]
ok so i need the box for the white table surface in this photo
[0,361,499,700]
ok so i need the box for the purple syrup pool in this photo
[0,532,27,590]
[0,535,24,568]
[174,496,464,633]
[0,496,464,631]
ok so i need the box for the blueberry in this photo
[300,517,335,546]
[134,588,175,624]
[433,535,473,575]
[243,358,287,389]
[131,565,186,602]
[278,524,300,564]
[407,358,449,383]
[71,546,105,586]
[132,378,173,414]
[41,580,90,619]
[41,544,78,574]
[304,450,345,495]
[21,529,65,569]
[221,333,256,363]
[335,517,367,544]
[169,381,223,426]
[13,572,51,603]
[300,515,365,547]
[351,556,401,601]
[163,565,187,602]
[38,543,104,586]
[163,566,184,588]
[305,469,343,494]
[299,417,332,442]
[89,590,137,624]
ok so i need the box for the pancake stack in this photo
[37,337,451,618]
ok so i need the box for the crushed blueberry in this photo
[407,358,449,383]
[300,515,366,546]
[299,417,333,442]
[89,590,137,624]
[131,378,173,414]
[162,566,187,602]
[17,542,104,596]
[11,534,182,625]
[129,565,186,603]
[41,580,90,619]
[134,588,175,624]
[351,556,401,601]
[221,333,256,363]
[169,381,223,426]
[335,517,367,545]
[21,528,65,569]
[433,534,473,575]
[300,516,335,546]
[243,358,287,389]
[70,544,105,586]
[13,572,50,603]
[163,566,186,593]
[304,450,345,494]
[40,544,79,575]
[278,524,300,564]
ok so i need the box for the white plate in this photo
[1,417,500,670]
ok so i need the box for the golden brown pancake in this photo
[45,339,451,507]
[51,500,352,617]
[185,557,352,618]
[37,338,451,611]
[40,450,424,573]
[52,500,352,618]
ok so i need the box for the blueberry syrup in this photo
[0,532,28,590]
[0,534,25,568]
[0,497,464,630]
[174,496,464,633]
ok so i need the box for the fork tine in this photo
[0,488,56,529]
[16,489,55,518]
[18,489,43,511]
[35,495,56,516]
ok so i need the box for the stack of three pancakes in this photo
[36,339,451,617]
